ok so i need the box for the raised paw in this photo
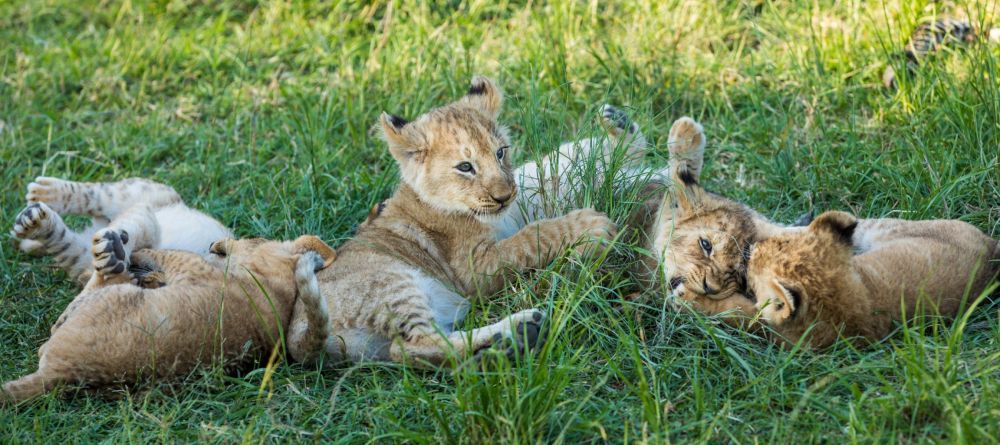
[12,202,56,241]
[92,228,130,277]
[599,104,637,137]
[564,208,617,254]
[26,177,74,213]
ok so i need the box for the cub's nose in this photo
[702,278,719,296]
[491,192,513,205]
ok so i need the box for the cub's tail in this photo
[2,370,64,404]
[287,252,330,365]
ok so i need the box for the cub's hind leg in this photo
[27,177,182,219]
[389,308,546,367]
[11,202,92,284]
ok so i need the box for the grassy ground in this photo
[2,0,999,443]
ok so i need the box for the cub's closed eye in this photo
[456,162,475,174]
[699,238,712,255]
[496,146,507,161]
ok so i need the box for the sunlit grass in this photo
[1,0,998,443]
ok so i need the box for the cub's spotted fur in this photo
[748,211,1000,348]
[11,177,232,284]
[2,236,335,403]
[287,77,617,367]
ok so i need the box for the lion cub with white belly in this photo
[748,211,1000,348]
[2,236,335,402]
[287,77,616,366]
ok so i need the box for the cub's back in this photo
[854,218,998,316]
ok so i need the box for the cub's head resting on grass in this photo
[662,169,759,301]
[379,76,516,219]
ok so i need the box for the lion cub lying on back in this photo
[2,236,335,403]
[748,211,1000,348]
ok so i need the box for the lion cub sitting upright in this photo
[287,77,616,366]
[3,236,335,402]
[748,211,1000,348]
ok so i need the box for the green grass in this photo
[2,0,999,443]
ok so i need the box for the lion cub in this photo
[748,211,1000,348]
[287,77,616,367]
[649,118,808,318]
[2,236,335,402]
[11,177,232,284]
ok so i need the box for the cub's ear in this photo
[292,235,336,269]
[379,112,425,161]
[808,211,858,245]
[461,76,503,119]
[670,165,706,216]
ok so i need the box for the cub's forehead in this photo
[420,107,505,147]
[680,214,749,236]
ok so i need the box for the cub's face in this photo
[379,77,516,218]
[660,171,757,302]
[747,211,857,326]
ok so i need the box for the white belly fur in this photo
[154,204,233,254]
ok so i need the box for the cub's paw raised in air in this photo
[12,202,57,241]
[564,208,617,255]
[92,228,130,277]
[475,310,546,364]
[26,177,74,213]
[668,117,706,180]
[599,104,639,137]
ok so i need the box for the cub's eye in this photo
[699,238,712,255]
[456,162,475,174]
[495,146,507,161]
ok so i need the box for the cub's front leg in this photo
[470,208,616,292]
[509,207,617,259]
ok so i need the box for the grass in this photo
[2,0,999,443]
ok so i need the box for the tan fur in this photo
[2,236,335,403]
[287,77,613,367]
[748,211,1000,348]
[648,118,799,321]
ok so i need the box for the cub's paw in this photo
[26,177,73,213]
[475,310,546,364]
[599,104,638,137]
[92,228,130,277]
[563,208,617,254]
[12,202,57,241]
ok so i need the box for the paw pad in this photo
[601,104,632,131]
[12,202,53,240]
[93,229,129,277]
